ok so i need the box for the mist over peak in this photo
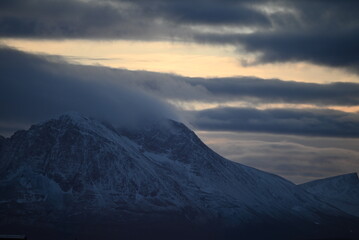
[0,47,179,135]
[1,46,359,184]
[1,1,359,238]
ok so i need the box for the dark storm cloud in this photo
[1,0,358,71]
[189,107,359,137]
[0,47,177,134]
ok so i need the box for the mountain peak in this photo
[0,135,5,152]
[25,111,94,133]
[28,111,112,137]
[1,113,358,239]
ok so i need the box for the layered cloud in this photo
[1,0,358,72]
[1,46,358,182]
[123,75,359,106]
[198,131,359,183]
[1,47,359,139]
[188,107,359,137]
[0,0,268,38]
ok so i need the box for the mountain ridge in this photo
[300,172,359,217]
[0,113,358,239]
[301,172,358,186]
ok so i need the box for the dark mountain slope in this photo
[0,113,357,239]
[300,173,359,217]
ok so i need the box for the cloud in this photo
[5,48,359,109]
[2,47,359,139]
[1,47,359,182]
[158,77,359,106]
[195,30,359,73]
[126,0,271,26]
[0,0,269,39]
[1,0,358,71]
[193,0,359,72]
[198,131,359,183]
[0,0,180,40]
[74,71,359,107]
[0,46,177,135]
[0,0,191,40]
[188,107,359,138]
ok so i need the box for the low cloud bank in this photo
[189,107,359,138]
[1,47,359,139]
[0,47,177,134]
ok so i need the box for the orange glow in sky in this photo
[2,38,359,84]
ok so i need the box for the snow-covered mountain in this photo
[0,113,358,239]
[300,173,359,217]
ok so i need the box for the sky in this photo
[1,0,359,183]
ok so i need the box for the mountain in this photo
[300,173,359,217]
[0,113,358,239]
[0,135,5,152]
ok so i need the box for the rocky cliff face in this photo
[0,113,357,239]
